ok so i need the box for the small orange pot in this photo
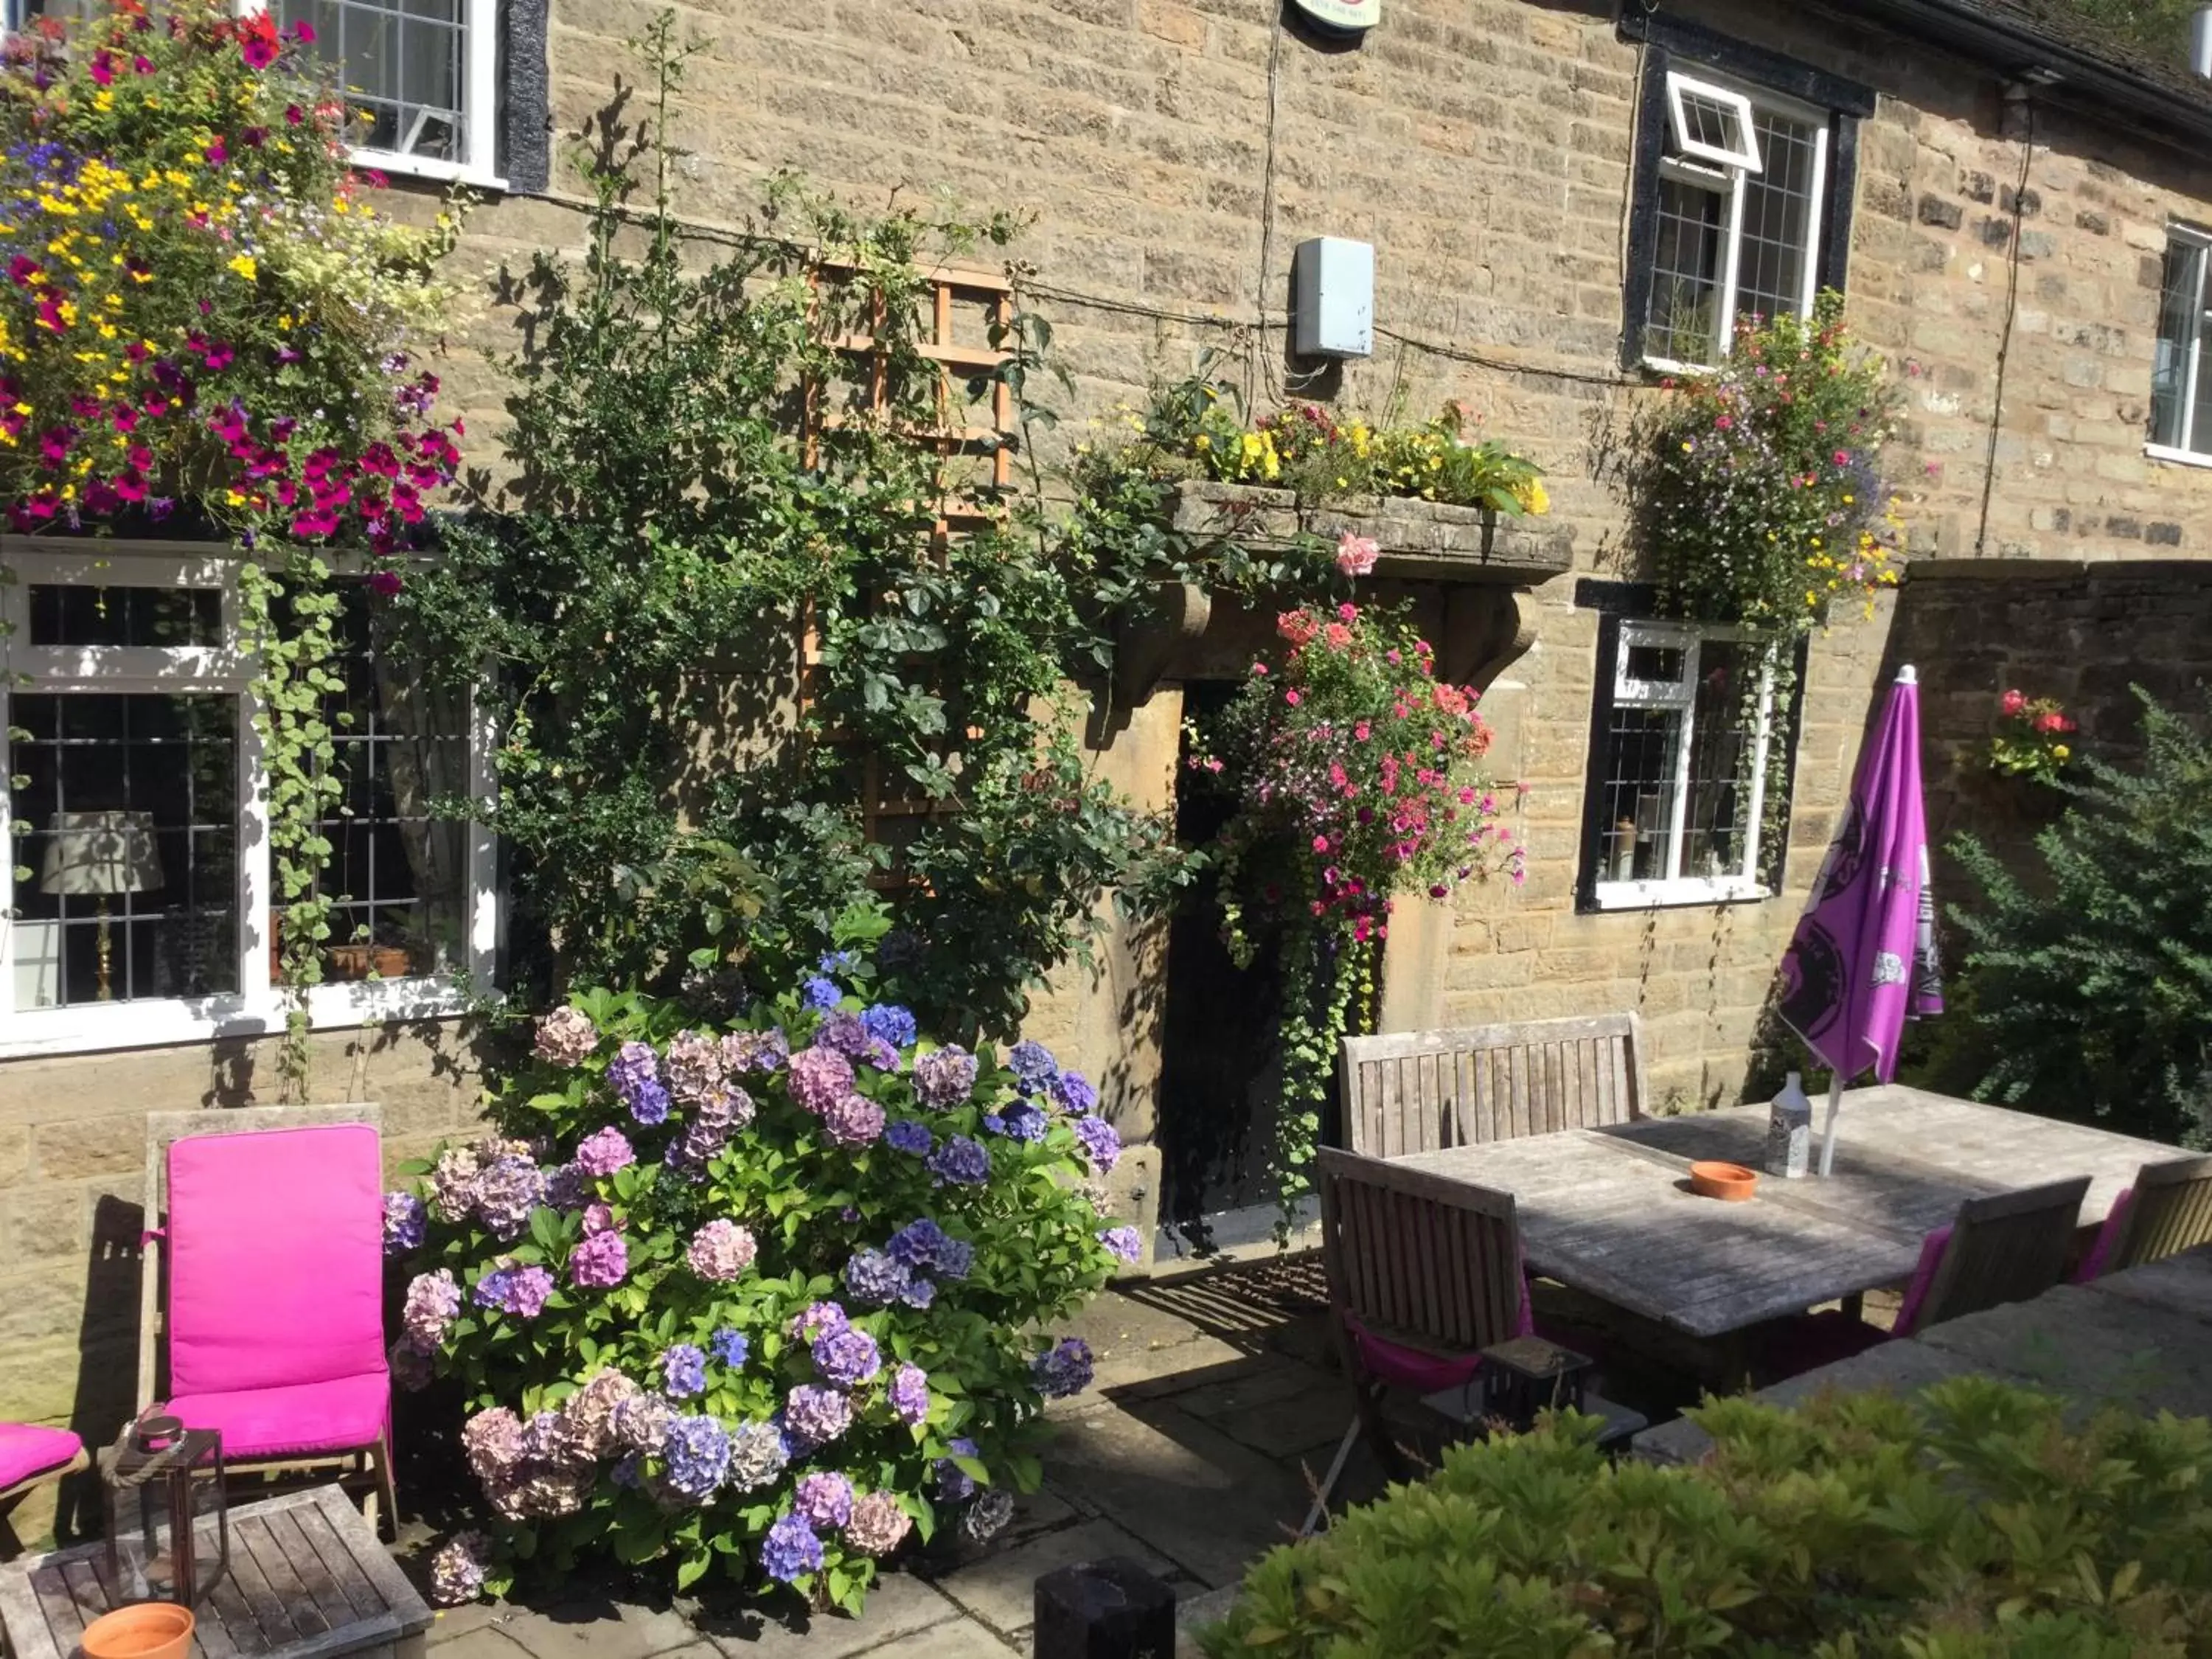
[1690,1160,1759,1203]
[80,1603,195,1659]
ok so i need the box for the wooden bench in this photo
[1339,1012,1648,1158]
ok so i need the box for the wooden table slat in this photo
[267,1510,378,1630]
[232,1515,324,1644]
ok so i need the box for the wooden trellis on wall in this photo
[798,261,1017,883]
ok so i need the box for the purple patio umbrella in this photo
[1775,664,1944,1176]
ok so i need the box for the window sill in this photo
[2145,442,2212,471]
[0,976,487,1062]
[1587,877,1770,911]
[352,148,508,193]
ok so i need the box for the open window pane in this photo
[1666,74,1761,173]
[10,694,239,1008]
[1735,111,1820,325]
[1647,173,1728,366]
[2152,239,2203,452]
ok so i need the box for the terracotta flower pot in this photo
[327,942,414,981]
[80,1603,195,1659]
[1689,1160,1759,1203]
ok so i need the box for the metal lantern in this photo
[101,1416,229,1606]
[1478,1335,1594,1434]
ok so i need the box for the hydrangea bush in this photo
[393,964,1130,1610]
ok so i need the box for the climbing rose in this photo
[1335,531,1380,576]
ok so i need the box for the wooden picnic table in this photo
[1391,1085,2170,1343]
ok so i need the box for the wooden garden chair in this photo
[2075,1153,2212,1281]
[1338,1012,1646,1158]
[139,1105,397,1537]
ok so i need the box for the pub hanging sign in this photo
[1290,0,1380,36]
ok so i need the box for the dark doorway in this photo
[1154,682,1287,1255]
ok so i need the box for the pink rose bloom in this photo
[2001,689,2026,716]
[1284,689,1301,706]
[1335,532,1380,577]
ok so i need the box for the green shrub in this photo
[1948,688,2212,1148]
[1201,1377,2212,1658]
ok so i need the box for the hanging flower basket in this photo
[1166,481,1574,585]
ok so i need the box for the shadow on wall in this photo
[52,1194,146,1543]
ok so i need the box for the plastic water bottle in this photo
[1766,1072,1812,1179]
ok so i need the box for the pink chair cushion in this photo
[1891,1222,1955,1339]
[162,1372,389,1461]
[166,1124,387,1399]
[1344,1267,1540,1394]
[0,1424,82,1490]
[2073,1187,2134,1284]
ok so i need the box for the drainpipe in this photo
[2194,6,2212,78]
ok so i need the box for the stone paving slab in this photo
[695,1572,967,1655]
[925,1516,1181,1639]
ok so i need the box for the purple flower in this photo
[572,1126,635,1177]
[859,1004,917,1050]
[783,1385,853,1451]
[787,1046,856,1114]
[383,1192,425,1256]
[660,1413,729,1501]
[726,1419,787,1492]
[1050,1069,1099,1115]
[664,1030,724,1104]
[900,1277,936,1311]
[845,1490,912,1557]
[913,1046,978,1108]
[475,1264,554,1319]
[1034,1337,1094,1399]
[884,1119,933,1155]
[928,1135,990,1186]
[569,1230,629,1289]
[934,1237,974,1280]
[843,1248,911,1307]
[532,1006,597,1067]
[474,1154,546,1241]
[607,1040,661,1110]
[861,1036,902,1072]
[789,1301,849,1343]
[888,1363,930,1427]
[662,1343,707,1399]
[627,1079,672,1127]
[711,1326,750,1368]
[934,1436,979,1500]
[427,1147,481,1222]
[759,1514,823,1583]
[543,1163,588,1210]
[402,1269,461,1348]
[1072,1114,1122,1172]
[888,1219,953,1270]
[815,1012,870,1059]
[613,1393,675,1455]
[687,1219,757,1281]
[428,1531,493,1606]
[720,1028,788,1074]
[1007,1039,1059,1093]
[582,1202,616,1234]
[801,975,841,1012]
[821,1092,886,1147]
[813,1326,881,1388]
[793,1470,854,1529]
[987,1102,1048,1144]
[1099,1225,1143,1263]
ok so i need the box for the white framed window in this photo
[240,0,502,187]
[1585,621,1781,910]
[0,542,498,1059]
[1642,69,1831,372]
[2149,226,2212,467]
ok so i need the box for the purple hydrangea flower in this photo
[988,1102,1048,1144]
[402,1269,461,1349]
[1007,1039,1059,1093]
[1098,1225,1143,1263]
[860,1036,902,1073]
[888,1363,930,1427]
[759,1514,823,1584]
[1034,1337,1095,1399]
[813,1326,881,1388]
[815,1012,870,1059]
[720,1027,789,1074]
[428,1531,493,1606]
[934,1436,979,1500]
[928,1135,990,1186]
[859,1004,917,1050]
[787,1046,856,1114]
[888,1219,951,1269]
[845,1490,912,1557]
[801,975,841,1012]
[582,1202,616,1234]
[532,1006,598,1067]
[821,1092,886,1147]
[613,1393,675,1455]
[663,1030,724,1105]
[543,1162,588,1210]
[627,1079,672,1127]
[1072,1114,1122,1173]
[899,1277,936,1311]
[783,1385,854,1451]
[792,1470,853,1530]
[726,1419,787,1492]
[1050,1069,1099,1116]
[662,1343,707,1399]
[842,1248,911,1307]
[789,1301,849,1343]
[660,1413,729,1501]
[475,1264,554,1319]
[912,1046,978,1108]
[711,1326,750,1369]
[884,1119,933,1156]
[474,1154,546,1241]
[427,1147,481,1222]
[934,1237,974,1281]
[572,1126,636,1177]
[607,1040,662,1111]
[569,1229,629,1289]
[383,1192,426,1256]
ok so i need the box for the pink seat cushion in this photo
[162,1373,389,1461]
[1891,1222,1955,1339]
[0,1423,82,1489]
[2073,1187,2134,1284]
[1344,1264,1540,1395]
[166,1125,387,1399]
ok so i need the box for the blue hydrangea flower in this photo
[1006,1039,1059,1093]
[884,1119,933,1156]
[1072,1113,1122,1172]
[899,1276,936,1311]
[842,1247,911,1308]
[627,1078,672,1127]
[608,1040,662,1110]
[888,1363,930,1427]
[662,1343,707,1399]
[1050,1069,1099,1116]
[935,1237,975,1281]
[710,1327,750,1369]
[382,1192,426,1256]
[801,975,841,1012]
[990,1102,1048,1143]
[818,950,859,975]
[859,1004,918,1050]
[660,1413,730,1501]
[759,1514,823,1584]
[813,1326,882,1388]
[928,1135,990,1186]
[1034,1338,1095,1399]
[887,1218,952,1269]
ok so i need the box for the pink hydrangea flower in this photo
[686,1219,758,1282]
[569,1230,628,1289]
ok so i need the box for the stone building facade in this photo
[6,0,2212,1436]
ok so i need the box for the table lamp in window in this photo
[41,810,164,1001]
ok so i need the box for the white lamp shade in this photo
[40,810,164,897]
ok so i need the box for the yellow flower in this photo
[229,254,259,282]
[2052,745,2071,760]
[1194,434,1210,450]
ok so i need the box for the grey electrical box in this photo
[1292,237,1374,359]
